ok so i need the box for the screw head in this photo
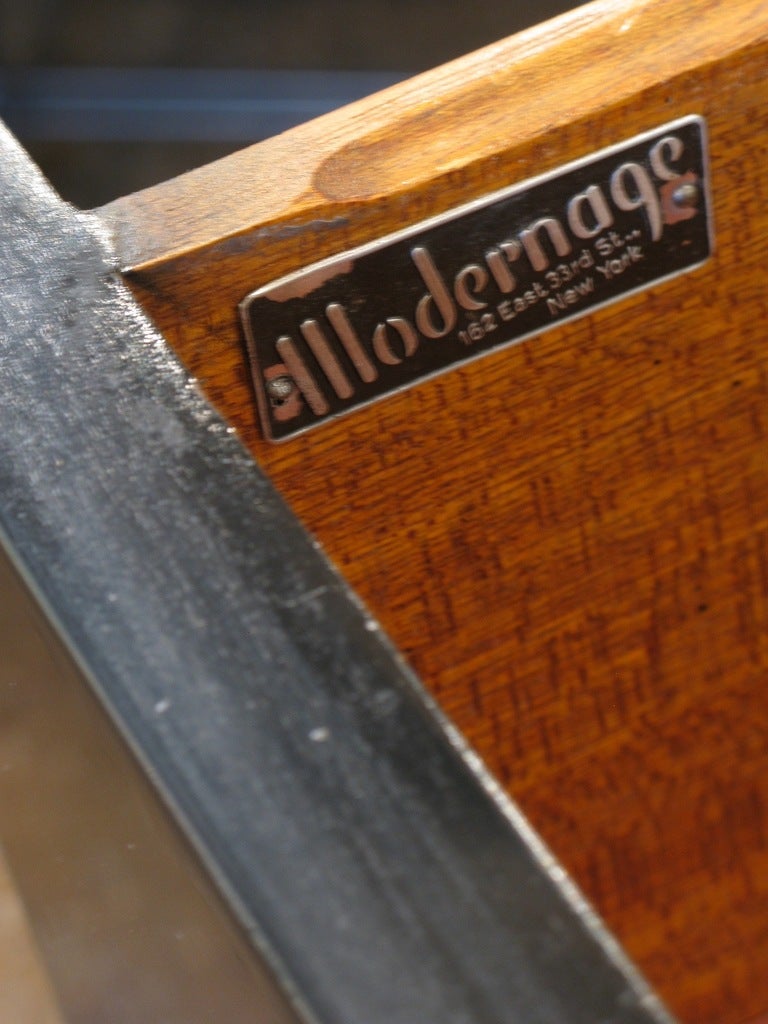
[672,181,699,208]
[266,375,296,404]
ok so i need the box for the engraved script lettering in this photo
[241,118,710,441]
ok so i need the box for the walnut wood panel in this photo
[102,1,768,1021]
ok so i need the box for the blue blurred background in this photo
[0,0,585,206]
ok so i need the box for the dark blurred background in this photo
[0,0,585,208]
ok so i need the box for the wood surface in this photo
[102,1,768,1021]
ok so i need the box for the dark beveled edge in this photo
[0,121,675,1024]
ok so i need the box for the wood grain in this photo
[102,1,768,1021]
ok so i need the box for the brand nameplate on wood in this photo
[241,117,711,441]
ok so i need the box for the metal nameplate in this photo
[241,116,711,442]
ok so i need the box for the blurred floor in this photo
[0,845,65,1024]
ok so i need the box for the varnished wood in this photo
[102,1,768,1021]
